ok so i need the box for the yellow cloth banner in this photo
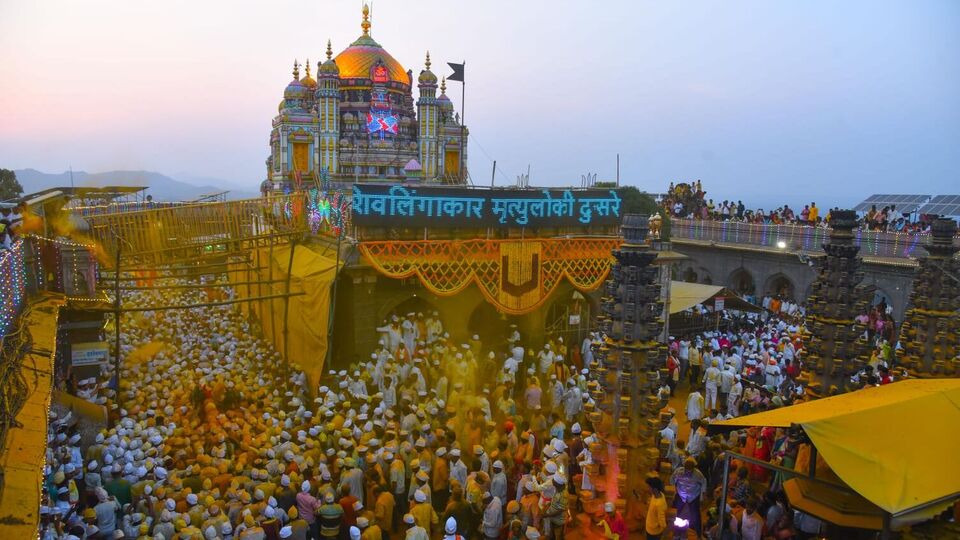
[229,243,339,392]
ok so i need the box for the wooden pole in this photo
[616,153,620,187]
[267,241,275,344]
[113,244,122,410]
[719,453,731,533]
[116,278,288,291]
[282,239,297,369]
[89,292,306,313]
[324,234,344,371]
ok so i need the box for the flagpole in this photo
[459,59,466,184]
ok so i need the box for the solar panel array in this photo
[918,195,960,217]
[853,194,930,213]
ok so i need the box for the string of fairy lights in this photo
[0,239,27,336]
[671,218,933,258]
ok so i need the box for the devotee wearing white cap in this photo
[441,516,462,540]
[702,359,722,410]
[94,487,121,537]
[403,513,428,540]
[481,492,502,540]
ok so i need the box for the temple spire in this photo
[326,39,333,61]
[425,51,431,71]
[440,76,446,94]
[292,59,299,79]
[361,3,371,36]
[304,59,311,78]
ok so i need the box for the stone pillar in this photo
[803,210,873,392]
[586,214,666,518]
[899,218,959,375]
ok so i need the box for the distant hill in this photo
[13,169,259,201]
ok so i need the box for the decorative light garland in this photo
[0,239,27,336]
[25,234,96,249]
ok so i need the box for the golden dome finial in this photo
[326,40,333,60]
[440,76,446,94]
[292,59,300,79]
[425,51,431,70]
[304,59,311,78]
[361,3,371,36]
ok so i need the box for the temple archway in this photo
[682,267,698,283]
[728,267,756,296]
[467,301,508,344]
[378,293,438,325]
[765,273,796,299]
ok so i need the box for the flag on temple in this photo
[447,62,464,82]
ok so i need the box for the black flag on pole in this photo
[447,62,464,82]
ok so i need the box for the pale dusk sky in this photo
[1,0,957,209]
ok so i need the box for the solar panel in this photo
[853,194,930,213]
[918,195,960,217]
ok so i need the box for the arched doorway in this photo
[682,267,698,283]
[545,290,594,351]
[728,268,756,297]
[467,301,509,344]
[765,273,796,300]
[380,293,438,324]
[701,275,713,285]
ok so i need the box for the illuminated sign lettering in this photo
[352,184,622,228]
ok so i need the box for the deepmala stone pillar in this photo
[899,218,960,376]
[586,214,666,517]
[803,210,874,392]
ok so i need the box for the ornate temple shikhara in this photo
[265,5,468,189]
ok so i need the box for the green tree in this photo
[598,184,670,240]
[0,169,23,201]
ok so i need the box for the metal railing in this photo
[670,219,958,259]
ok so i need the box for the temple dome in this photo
[284,78,307,100]
[333,6,409,86]
[334,37,410,86]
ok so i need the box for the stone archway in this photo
[682,267,698,283]
[377,292,439,325]
[467,301,509,344]
[764,273,796,299]
[728,267,756,296]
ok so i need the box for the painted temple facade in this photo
[264,5,468,190]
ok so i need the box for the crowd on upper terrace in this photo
[661,181,933,234]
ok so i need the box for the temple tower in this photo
[417,52,439,180]
[803,210,874,391]
[316,41,340,176]
[899,218,959,375]
[586,214,665,516]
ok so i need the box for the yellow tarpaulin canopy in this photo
[0,295,63,539]
[669,281,759,314]
[711,379,960,517]
[229,243,339,392]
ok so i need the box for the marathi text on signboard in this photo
[71,342,109,367]
[351,184,622,228]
